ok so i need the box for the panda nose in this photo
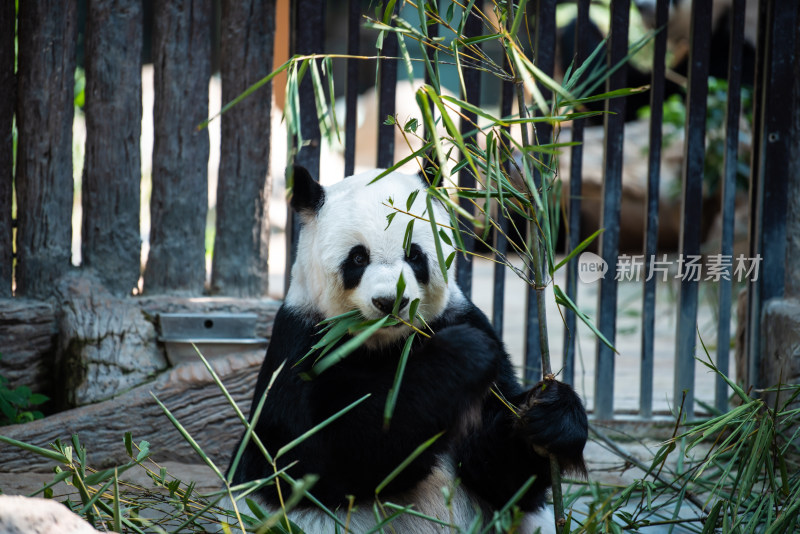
[372,296,408,315]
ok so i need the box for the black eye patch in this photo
[341,245,369,289]
[405,243,429,285]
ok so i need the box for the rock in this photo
[0,495,113,534]
[55,272,168,407]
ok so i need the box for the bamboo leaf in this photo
[199,58,293,129]
[425,193,449,283]
[393,273,407,316]
[0,434,68,464]
[553,229,604,272]
[383,333,416,429]
[311,317,392,375]
[554,285,616,352]
[276,394,371,459]
[375,432,443,495]
[152,393,226,481]
[508,0,529,39]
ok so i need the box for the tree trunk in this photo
[211,0,276,297]
[82,0,143,296]
[145,0,211,295]
[0,1,14,297]
[14,0,77,298]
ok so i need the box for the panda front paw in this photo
[515,378,588,475]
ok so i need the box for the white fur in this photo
[286,169,465,345]
[219,454,555,534]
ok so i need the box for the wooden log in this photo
[0,1,14,297]
[14,0,77,298]
[145,0,211,295]
[210,0,276,297]
[0,351,267,472]
[0,299,58,395]
[81,0,143,296]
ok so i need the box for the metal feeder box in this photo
[158,313,268,365]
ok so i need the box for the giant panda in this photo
[226,166,589,533]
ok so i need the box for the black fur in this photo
[290,165,325,215]
[229,299,588,513]
[404,243,429,285]
[341,245,369,290]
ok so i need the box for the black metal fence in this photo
[3,0,797,421]
[282,0,797,420]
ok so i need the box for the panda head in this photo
[285,166,464,345]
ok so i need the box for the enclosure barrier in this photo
[1,0,797,421]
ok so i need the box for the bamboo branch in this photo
[508,8,564,532]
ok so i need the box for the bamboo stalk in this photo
[513,49,565,534]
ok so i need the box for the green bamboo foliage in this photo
[1,352,798,532]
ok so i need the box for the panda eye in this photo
[347,245,369,267]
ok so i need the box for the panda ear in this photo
[289,165,325,216]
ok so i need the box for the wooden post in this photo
[284,0,324,291]
[15,0,77,298]
[145,0,212,295]
[0,0,14,297]
[211,0,276,297]
[82,0,143,296]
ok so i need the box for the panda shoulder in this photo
[265,305,320,362]
[437,290,498,339]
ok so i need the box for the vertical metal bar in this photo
[715,0,745,413]
[562,0,591,387]
[744,0,767,391]
[286,0,325,291]
[424,14,439,89]
[594,0,629,420]
[377,3,398,169]
[674,0,712,420]
[522,0,556,385]
[639,0,669,419]
[344,0,360,178]
[747,0,795,390]
[456,9,480,298]
[421,14,437,145]
[493,73,514,337]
